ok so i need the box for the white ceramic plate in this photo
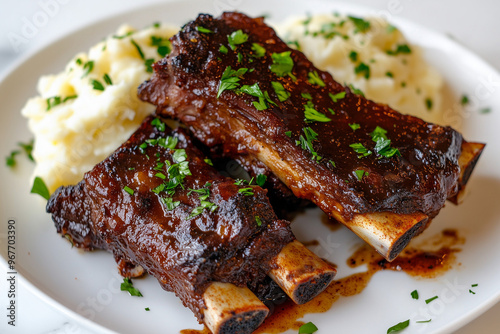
[1,0,499,333]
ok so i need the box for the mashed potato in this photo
[22,23,178,192]
[23,14,444,194]
[275,14,443,122]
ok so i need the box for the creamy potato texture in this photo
[22,23,178,192]
[276,14,443,122]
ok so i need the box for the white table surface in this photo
[1,0,499,333]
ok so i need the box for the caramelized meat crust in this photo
[47,116,294,321]
[138,12,464,220]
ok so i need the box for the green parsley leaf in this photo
[350,143,372,158]
[480,107,491,114]
[349,50,358,62]
[123,186,134,195]
[354,169,369,181]
[461,94,469,106]
[386,44,412,56]
[219,44,228,54]
[308,71,326,87]
[103,73,113,85]
[145,58,155,73]
[204,158,213,166]
[355,62,370,79]
[386,71,394,78]
[31,176,50,200]
[6,150,20,167]
[285,131,292,137]
[238,187,254,196]
[469,289,476,294]
[425,98,433,110]
[63,95,78,103]
[145,307,150,311]
[329,91,346,103]
[370,126,401,158]
[251,43,266,58]
[150,36,171,57]
[298,321,318,334]
[151,118,166,132]
[349,123,360,131]
[188,199,218,219]
[228,29,249,50]
[416,319,431,324]
[255,216,263,227]
[387,319,410,333]
[155,172,167,180]
[271,81,291,102]
[130,39,145,59]
[113,31,134,39]
[302,92,313,100]
[472,283,479,287]
[349,84,365,97]
[120,277,143,297]
[256,174,267,187]
[304,101,331,123]
[91,80,105,91]
[296,127,322,161]
[82,60,94,78]
[411,290,419,300]
[270,51,296,80]
[348,16,371,33]
[76,58,83,65]
[217,66,248,98]
[162,196,181,210]
[239,83,276,110]
[196,26,214,33]
[425,296,438,304]
[46,96,61,111]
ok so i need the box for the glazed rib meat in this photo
[47,116,296,322]
[138,12,484,260]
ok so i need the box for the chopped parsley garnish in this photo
[6,150,20,167]
[387,25,397,33]
[113,31,134,39]
[239,83,276,110]
[348,16,371,33]
[217,66,248,98]
[46,95,78,111]
[130,39,145,59]
[251,43,266,58]
[471,283,479,287]
[349,84,365,97]
[302,92,313,100]
[354,169,369,181]
[238,187,254,196]
[308,71,325,87]
[304,101,331,123]
[103,73,113,85]
[256,174,267,187]
[255,216,262,227]
[31,176,50,200]
[155,172,166,180]
[480,107,491,114]
[350,143,372,158]
[461,95,469,105]
[120,278,143,297]
[150,36,171,57]
[91,80,105,91]
[76,58,83,65]
[82,60,94,77]
[386,71,394,78]
[425,296,438,304]
[196,26,214,33]
[18,139,34,162]
[271,81,291,102]
[411,290,419,300]
[329,160,336,167]
[469,289,476,294]
[387,319,410,333]
[349,50,358,62]
[204,158,213,166]
[145,58,155,73]
[425,98,433,110]
[151,118,166,131]
[162,197,181,211]
[270,51,296,80]
[228,29,249,50]
[123,186,134,195]
[296,127,322,161]
[416,319,432,323]
[386,44,412,55]
[354,62,370,79]
[370,126,401,158]
[298,321,318,334]
[145,307,150,311]
[219,44,228,54]
[187,182,218,218]
[285,131,292,137]
[348,123,360,131]
[329,91,346,103]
